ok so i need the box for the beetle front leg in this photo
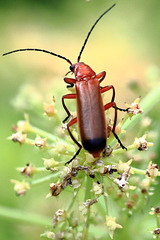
[65,117,82,165]
[96,71,106,84]
[62,94,76,123]
[64,77,76,88]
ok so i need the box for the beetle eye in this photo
[70,65,74,71]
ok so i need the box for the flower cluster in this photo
[9,95,159,240]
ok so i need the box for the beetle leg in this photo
[104,102,127,150]
[96,71,106,84]
[65,117,82,165]
[101,86,129,112]
[101,85,115,102]
[113,106,129,112]
[64,77,76,84]
[64,77,76,88]
[62,94,76,123]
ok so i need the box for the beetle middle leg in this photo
[101,85,129,112]
[104,101,127,150]
[62,93,76,123]
[65,117,82,165]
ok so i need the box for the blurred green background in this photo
[0,0,160,239]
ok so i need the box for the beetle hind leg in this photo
[112,132,127,150]
[65,147,82,165]
[65,117,82,165]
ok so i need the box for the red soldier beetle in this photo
[3,4,129,164]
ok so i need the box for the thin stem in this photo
[16,167,46,173]
[131,167,146,175]
[0,206,52,226]
[66,188,80,212]
[83,207,90,240]
[30,125,65,143]
[156,215,160,228]
[30,172,61,186]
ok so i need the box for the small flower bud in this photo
[140,177,150,193]
[133,134,153,151]
[35,135,47,149]
[102,145,113,158]
[17,114,32,133]
[79,199,98,215]
[154,228,160,236]
[43,158,59,170]
[150,207,160,216]
[92,182,104,196]
[146,161,160,178]
[21,164,36,177]
[125,97,143,118]
[55,143,67,154]
[40,231,55,239]
[49,183,62,196]
[10,179,30,196]
[117,160,133,173]
[105,216,123,239]
[53,209,66,226]
[11,132,27,144]
[43,101,57,118]
[126,200,135,209]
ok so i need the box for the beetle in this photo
[3,4,129,164]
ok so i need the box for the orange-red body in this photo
[75,63,106,158]
[62,62,114,162]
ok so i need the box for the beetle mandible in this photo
[3,4,129,164]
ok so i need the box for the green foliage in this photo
[1,1,160,240]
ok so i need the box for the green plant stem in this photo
[82,176,93,240]
[131,167,146,175]
[30,172,61,186]
[84,175,93,201]
[83,207,90,240]
[30,124,65,143]
[0,206,52,226]
[156,215,160,228]
[66,189,79,212]
[16,167,46,173]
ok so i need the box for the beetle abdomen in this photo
[82,137,106,157]
[76,78,107,158]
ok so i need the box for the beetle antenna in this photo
[77,3,116,62]
[3,48,72,65]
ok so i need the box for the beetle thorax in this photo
[72,62,96,81]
